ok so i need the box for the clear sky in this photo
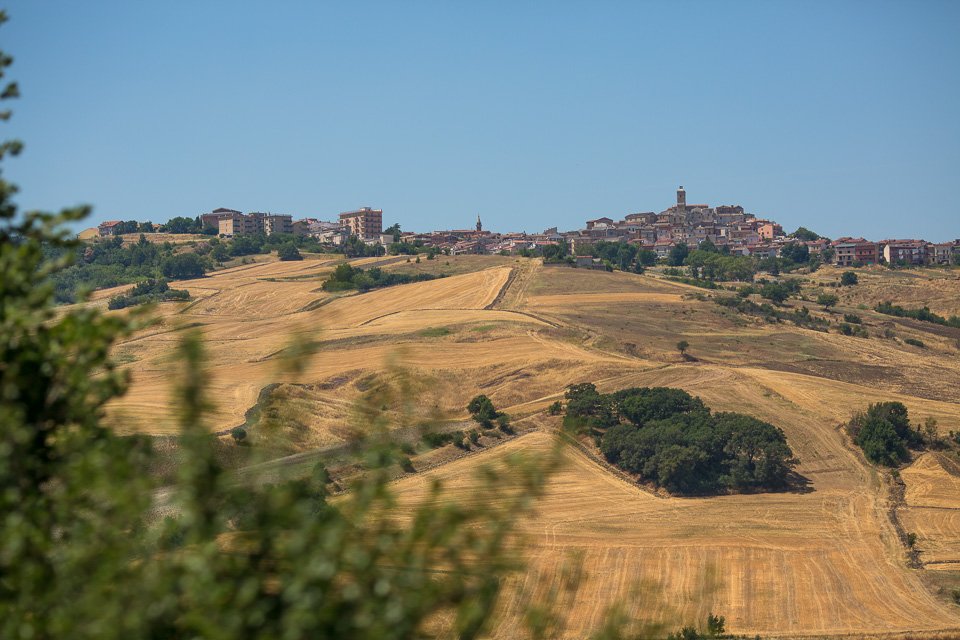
[2,1,958,241]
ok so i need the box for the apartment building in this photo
[217,211,293,237]
[757,221,784,240]
[854,242,879,265]
[339,207,383,239]
[882,240,927,265]
[263,214,293,236]
[202,208,242,228]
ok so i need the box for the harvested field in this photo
[901,454,960,569]
[390,429,960,637]
[99,255,960,636]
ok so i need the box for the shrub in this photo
[840,271,858,286]
[905,338,925,348]
[547,400,562,415]
[399,456,415,473]
[230,426,247,443]
[422,432,454,448]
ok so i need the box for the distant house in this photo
[98,221,122,237]
[854,242,879,265]
[585,217,614,230]
[76,228,99,240]
[833,241,860,266]
[757,222,783,240]
[882,240,926,265]
[805,239,831,256]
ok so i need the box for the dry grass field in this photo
[101,256,960,636]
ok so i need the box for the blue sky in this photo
[3,1,958,240]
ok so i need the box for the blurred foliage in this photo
[0,16,737,638]
[0,19,563,637]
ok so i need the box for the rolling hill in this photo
[100,254,960,637]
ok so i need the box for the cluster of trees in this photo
[383,225,444,258]
[211,232,328,260]
[790,226,823,242]
[467,394,511,431]
[47,234,212,302]
[714,294,830,331]
[875,301,960,329]
[564,384,798,494]
[163,215,217,235]
[847,402,922,466]
[575,241,657,272]
[106,279,190,310]
[675,240,819,284]
[52,228,412,302]
[321,263,443,292]
[105,220,158,235]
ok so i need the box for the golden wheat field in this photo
[102,254,960,637]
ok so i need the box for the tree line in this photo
[874,301,960,329]
[321,263,444,292]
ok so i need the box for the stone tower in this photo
[677,185,686,210]
[476,214,482,233]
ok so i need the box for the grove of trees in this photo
[563,384,798,494]
[848,402,922,466]
[321,263,443,292]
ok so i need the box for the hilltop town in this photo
[82,187,960,267]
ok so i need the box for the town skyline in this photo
[5,2,959,240]
[87,185,960,267]
[85,183,959,245]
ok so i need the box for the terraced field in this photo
[101,255,960,636]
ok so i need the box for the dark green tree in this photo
[760,282,790,305]
[384,222,401,242]
[667,242,689,267]
[277,241,303,261]
[841,271,858,286]
[790,226,821,241]
[161,251,207,279]
[780,241,809,264]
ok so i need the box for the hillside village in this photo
[82,186,960,267]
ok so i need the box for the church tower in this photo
[677,185,686,210]
[476,214,482,233]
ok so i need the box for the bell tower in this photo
[476,214,482,233]
[677,185,686,210]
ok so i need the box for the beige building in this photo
[218,212,293,237]
[76,228,99,240]
[338,207,383,238]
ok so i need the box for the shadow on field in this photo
[785,470,815,494]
